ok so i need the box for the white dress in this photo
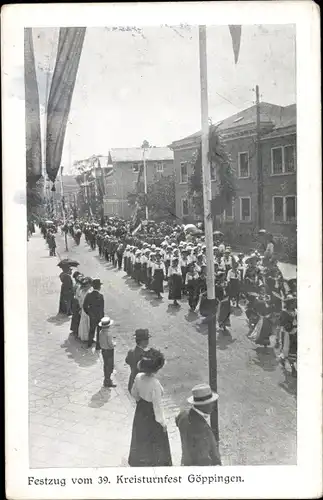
[78,287,92,341]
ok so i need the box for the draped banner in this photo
[46,27,86,184]
[25,28,42,184]
[228,25,242,64]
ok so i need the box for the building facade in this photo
[169,103,296,244]
[73,147,174,219]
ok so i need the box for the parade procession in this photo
[24,24,298,469]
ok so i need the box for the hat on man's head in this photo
[92,278,103,287]
[134,328,151,342]
[187,383,219,406]
[99,316,114,327]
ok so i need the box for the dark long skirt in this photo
[70,299,81,334]
[250,316,272,346]
[141,263,148,285]
[152,268,164,294]
[59,288,73,315]
[227,278,240,299]
[134,262,141,283]
[168,274,182,300]
[218,296,231,328]
[128,399,172,467]
[187,280,199,310]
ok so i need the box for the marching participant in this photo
[168,256,182,306]
[151,250,166,299]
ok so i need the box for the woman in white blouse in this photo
[128,350,172,467]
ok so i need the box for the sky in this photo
[28,24,296,173]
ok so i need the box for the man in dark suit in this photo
[175,384,222,466]
[125,329,151,393]
[83,278,104,349]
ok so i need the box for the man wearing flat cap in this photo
[83,277,105,349]
[125,329,151,393]
[176,384,222,466]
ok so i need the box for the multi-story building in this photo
[169,102,296,244]
[73,147,174,219]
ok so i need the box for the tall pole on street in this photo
[199,25,219,442]
[142,145,149,220]
[255,84,263,228]
[60,166,68,251]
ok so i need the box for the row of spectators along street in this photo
[28,216,297,467]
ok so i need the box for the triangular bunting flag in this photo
[229,25,242,64]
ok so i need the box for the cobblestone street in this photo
[28,229,296,468]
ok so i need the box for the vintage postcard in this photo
[3,1,322,499]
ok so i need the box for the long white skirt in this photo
[78,309,90,342]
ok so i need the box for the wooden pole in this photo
[256,85,263,228]
[199,25,219,442]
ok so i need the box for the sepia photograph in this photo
[26,22,297,469]
[3,2,321,499]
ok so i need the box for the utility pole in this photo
[255,85,263,229]
[60,166,68,251]
[199,25,219,443]
[142,143,149,220]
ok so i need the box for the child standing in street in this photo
[99,317,116,388]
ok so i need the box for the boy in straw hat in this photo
[175,384,221,466]
[99,316,116,388]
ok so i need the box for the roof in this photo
[170,102,296,148]
[107,147,174,163]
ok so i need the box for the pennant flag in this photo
[229,25,242,64]
[46,27,86,184]
[25,28,42,184]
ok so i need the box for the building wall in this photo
[172,129,296,238]
[261,133,296,237]
[104,159,174,219]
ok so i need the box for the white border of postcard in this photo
[2,2,322,499]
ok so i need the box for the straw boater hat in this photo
[187,383,219,406]
[99,316,114,328]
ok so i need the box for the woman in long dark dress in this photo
[151,253,166,299]
[128,350,172,467]
[168,257,182,306]
[249,291,273,347]
[185,263,199,312]
[58,266,74,315]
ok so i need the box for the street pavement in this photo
[28,229,296,468]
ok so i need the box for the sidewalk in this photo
[28,230,181,468]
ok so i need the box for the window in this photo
[132,163,139,173]
[273,196,296,222]
[273,197,284,222]
[156,162,164,172]
[181,198,189,216]
[180,162,188,183]
[284,145,295,173]
[238,152,250,178]
[240,197,251,222]
[224,198,234,220]
[271,145,296,175]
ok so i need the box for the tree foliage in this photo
[189,126,235,217]
[127,174,176,221]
